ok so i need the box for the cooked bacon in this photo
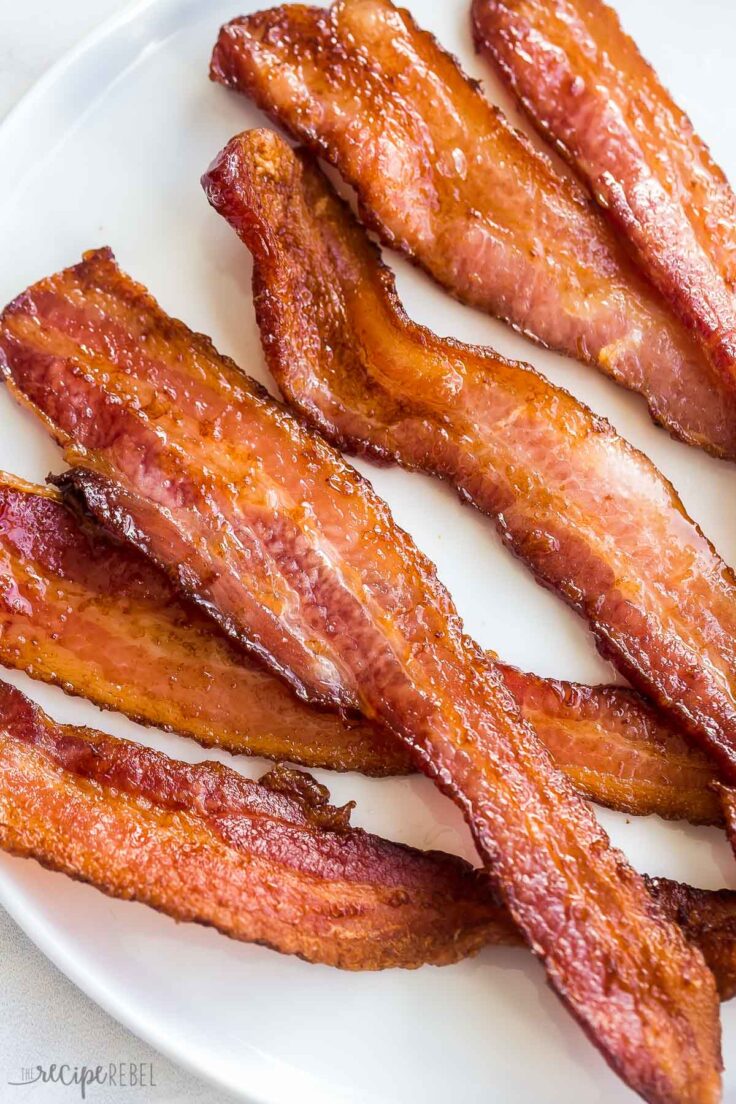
[472,0,736,381]
[0,471,721,821]
[0,472,406,775]
[208,0,736,459]
[0,251,722,1103]
[203,129,736,800]
[2,676,735,995]
[0,677,508,969]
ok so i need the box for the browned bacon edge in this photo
[2,674,736,995]
[203,129,736,796]
[0,248,722,1103]
[472,0,736,381]
[0,471,721,823]
[208,0,736,460]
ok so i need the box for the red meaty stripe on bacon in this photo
[2,674,736,994]
[0,472,721,821]
[208,0,736,460]
[203,129,736,790]
[0,249,722,1103]
[472,0,736,381]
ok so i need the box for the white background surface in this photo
[0,3,222,1101]
[0,2,735,1103]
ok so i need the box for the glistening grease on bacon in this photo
[2,677,736,995]
[203,129,736,789]
[0,251,722,1103]
[208,0,736,459]
[0,472,723,822]
[472,0,736,382]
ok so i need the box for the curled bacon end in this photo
[0,677,507,970]
[472,0,736,381]
[203,128,736,789]
[1,675,735,997]
[0,248,723,1104]
[209,0,736,459]
[0,471,721,822]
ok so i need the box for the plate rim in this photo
[1,3,734,1104]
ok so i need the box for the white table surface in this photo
[0,3,227,1100]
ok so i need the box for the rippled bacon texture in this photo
[0,678,507,969]
[472,0,736,381]
[204,130,736,798]
[209,0,736,459]
[0,250,722,1103]
[2,676,736,993]
[0,472,722,821]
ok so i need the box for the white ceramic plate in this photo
[1,2,735,1100]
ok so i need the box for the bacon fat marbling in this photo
[0,248,722,1103]
[209,0,736,458]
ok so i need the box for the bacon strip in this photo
[203,129,736,794]
[0,471,721,822]
[0,252,722,1103]
[0,677,507,969]
[472,0,736,381]
[2,676,735,996]
[208,0,736,459]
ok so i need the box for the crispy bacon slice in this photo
[472,0,736,380]
[203,129,736,795]
[0,252,723,1103]
[0,677,507,969]
[0,471,721,821]
[208,0,736,459]
[2,676,735,995]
